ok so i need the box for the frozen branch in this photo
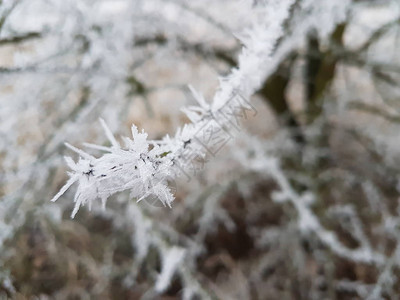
[51,0,296,217]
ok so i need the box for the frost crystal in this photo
[51,119,174,218]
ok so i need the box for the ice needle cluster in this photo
[51,119,175,218]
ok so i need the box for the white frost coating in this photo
[155,247,186,293]
[306,0,351,39]
[51,0,296,217]
[51,0,352,217]
[51,121,174,218]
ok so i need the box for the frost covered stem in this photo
[51,0,295,217]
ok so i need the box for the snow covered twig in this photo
[51,0,295,217]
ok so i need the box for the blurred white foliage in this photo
[233,132,386,265]
[3,0,400,298]
[155,246,186,293]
